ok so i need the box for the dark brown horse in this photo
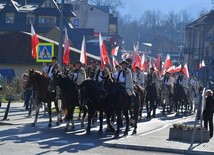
[27,69,61,127]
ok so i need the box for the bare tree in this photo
[88,0,124,13]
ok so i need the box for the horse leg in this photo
[54,100,61,126]
[132,105,139,135]
[151,100,156,118]
[106,111,115,133]
[146,101,151,118]
[70,106,75,130]
[81,106,87,129]
[114,111,122,138]
[86,109,93,134]
[123,110,129,137]
[78,107,81,121]
[98,111,103,134]
[31,101,40,127]
[47,101,52,128]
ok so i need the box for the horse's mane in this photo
[34,70,43,76]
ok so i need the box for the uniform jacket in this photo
[133,71,145,86]
[73,67,86,85]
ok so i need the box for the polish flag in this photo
[166,65,175,73]
[141,53,147,71]
[121,52,129,60]
[99,33,110,69]
[199,60,206,69]
[164,54,172,71]
[132,52,141,71]
[112,56,119,68]
[111,46,119,56]
[174,64,182,73]
[31,23,40,59]
[80,35,87,65]
[182,63,189,79]
[63,28,70,65]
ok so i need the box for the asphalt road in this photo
[0,102,190,155]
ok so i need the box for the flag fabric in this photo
[112,56,119,68]
[111,46,119,56]
[174,64,182,73]
[164,54,172,71]
[182,63,189,79]
[141,53,147,71]
[199,60,206,69]
[155,54,161,73]
[99,33,110,69]
[80,35,87,65]
[121,52,130,60]
[31,23,40,59]
[132,52,141,71]
[63,28,70,65]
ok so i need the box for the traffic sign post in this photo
[36,43,54,62]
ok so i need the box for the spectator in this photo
[203,89,214,138]
[22,73,32,110]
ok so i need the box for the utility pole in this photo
[58,0,65,66]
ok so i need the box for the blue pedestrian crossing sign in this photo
[36,43,54,62]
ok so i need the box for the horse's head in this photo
[26,69,38,88]
[48,71,60,92]
[100,75,113,99]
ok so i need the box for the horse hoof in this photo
[31,123,35,127]
[55,122,60,126]
[132,130,137,135]
[114,134,119,139]
[60,119,63,123]
[98,130,103,135]
[47,124,52,128]
[64,127,68,131]
[81,124,84,129]
[124,132,128,136]
[86,130,91,135]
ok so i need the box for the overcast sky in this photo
[119,0,213,19]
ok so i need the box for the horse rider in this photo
[71,61,86,85]
[86,60,98,79]
[133,66,145,87]
[94,62,110,83]
[162,72,174,94]
[116,61,135,106]
[44,56,61,79]
[176,70,188,95]
[113,64,121,82]
[145,67,159,118]
[189,73,197,97]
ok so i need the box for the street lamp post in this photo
[58,0,65,66]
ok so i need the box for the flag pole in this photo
[58,0,65,66]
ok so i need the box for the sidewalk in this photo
[103,117,214,155]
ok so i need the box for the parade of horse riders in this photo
[0,0,214,155]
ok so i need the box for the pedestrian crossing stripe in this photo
[36,43,54,62]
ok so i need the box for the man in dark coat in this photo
[203,89,214,138]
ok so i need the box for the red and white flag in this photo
[80,35,87,65]
[99,33,110,69]
[63,28,70,65]
[111,46,119,56]
[199,60,206,69]
[31,23,40,59]
[182,63,189,79]
[174,64,182,73]
[112,56,119,68]
[141,53,147,71]
[164,54,172,71]
[132,52,141,71]
[121,52,129,60]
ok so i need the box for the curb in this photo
[103,143,214,155]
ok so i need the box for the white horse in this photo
[160,83,173,115]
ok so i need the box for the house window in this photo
[90,7,93,11]
[74,5,80,10]
[6,13,14,24]
[74,19,79,27]
[42,0,54,8]
[26,15,35,24]
[38,16,55,26]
